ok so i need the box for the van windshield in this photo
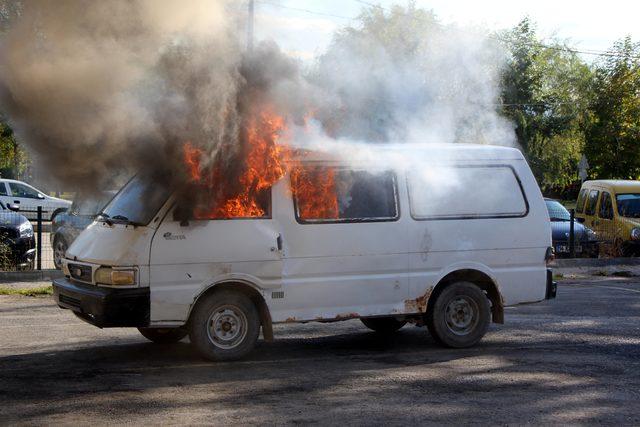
[616,194,640,218]
[100,175,170,225]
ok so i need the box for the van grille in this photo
[68,263,92,283]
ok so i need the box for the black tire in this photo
[188,290,260,361]
[361,317,406,333]
[426,281,491,348]
[50,208,66,222]
[138,327,188,344]
[53,236,67,270]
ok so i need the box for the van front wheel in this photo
[138,327,188,344]
[426,281,490,348]
[189,290,260,361]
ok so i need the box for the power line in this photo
[256,0,640,60]
[255,0,355,21]
[353,0,640,60]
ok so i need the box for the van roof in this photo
[582,180,640,192]
[286,143,525,163]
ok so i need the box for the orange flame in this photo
[290,166,339,220]
[182,109,290,219]
[182,107,341,221]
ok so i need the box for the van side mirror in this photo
[173,204,191,227]
[7,203,19,212]
[37,193,45,200]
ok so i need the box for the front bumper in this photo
[546,268,557,300]
[53,277,149,328]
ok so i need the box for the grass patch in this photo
[553,273,564,280]
[0,285,53,296]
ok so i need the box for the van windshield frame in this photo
[100,175,171,226]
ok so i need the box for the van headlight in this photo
[95,267,137,286]
[18,221,33,238]
[631,228,640,241]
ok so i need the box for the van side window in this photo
[407,165,527,220]
[290,167,398,223]
[0,183,7,196]
[191,186,271,220]
[575,189,588,214]
[584,190,599,215]
[599,192,613,220]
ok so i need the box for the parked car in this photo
[0,179,71,221]
[53,144,555,361]
[545,198,598,258]
[575,180,640,256]
[0,200,36,270]
[51,191,115,269]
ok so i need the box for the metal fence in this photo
[547,201,636,259]
[0,206,55,272]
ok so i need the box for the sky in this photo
[251,0,640,61]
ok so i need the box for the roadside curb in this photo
[0,269,62,283]
[551,257,640,268]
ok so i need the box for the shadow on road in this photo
[1,281,639,424]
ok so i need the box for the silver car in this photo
[50,191,115,269]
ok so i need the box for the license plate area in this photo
[556,244,582,253]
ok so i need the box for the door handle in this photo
[14,200,20,204]
[270,234,283,252]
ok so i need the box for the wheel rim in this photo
[54,240,66,267]
[206,305,248,350]
[444,296,479,336]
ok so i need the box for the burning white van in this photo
[53,143,555,361]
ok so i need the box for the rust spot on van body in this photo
[334,312,359,321]
[405,286,434,313]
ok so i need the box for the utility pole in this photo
[247,0,254,52]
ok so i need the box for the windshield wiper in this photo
[111,214,143,226]
[97,212,113,226]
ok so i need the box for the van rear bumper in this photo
[53,278,149,328]
[546,269,557,299]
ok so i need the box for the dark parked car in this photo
[545,198,598,258]
[0,200,36,270]
[51,191,115,269]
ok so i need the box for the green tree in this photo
[586,37,640,179]
[500,18,593,192]
[0,0,27,179]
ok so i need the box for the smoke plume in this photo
[0,1,515,197]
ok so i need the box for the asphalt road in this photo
[1,276,639,425]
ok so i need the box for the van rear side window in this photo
[407,165,528,220]
[584,190,599,215]
[575,188,588,213]
[291,167,398,223]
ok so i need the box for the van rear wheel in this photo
[138,327,188,344]
[189,290,260,361]
[426,281,490,348]
[361,317,407,333]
